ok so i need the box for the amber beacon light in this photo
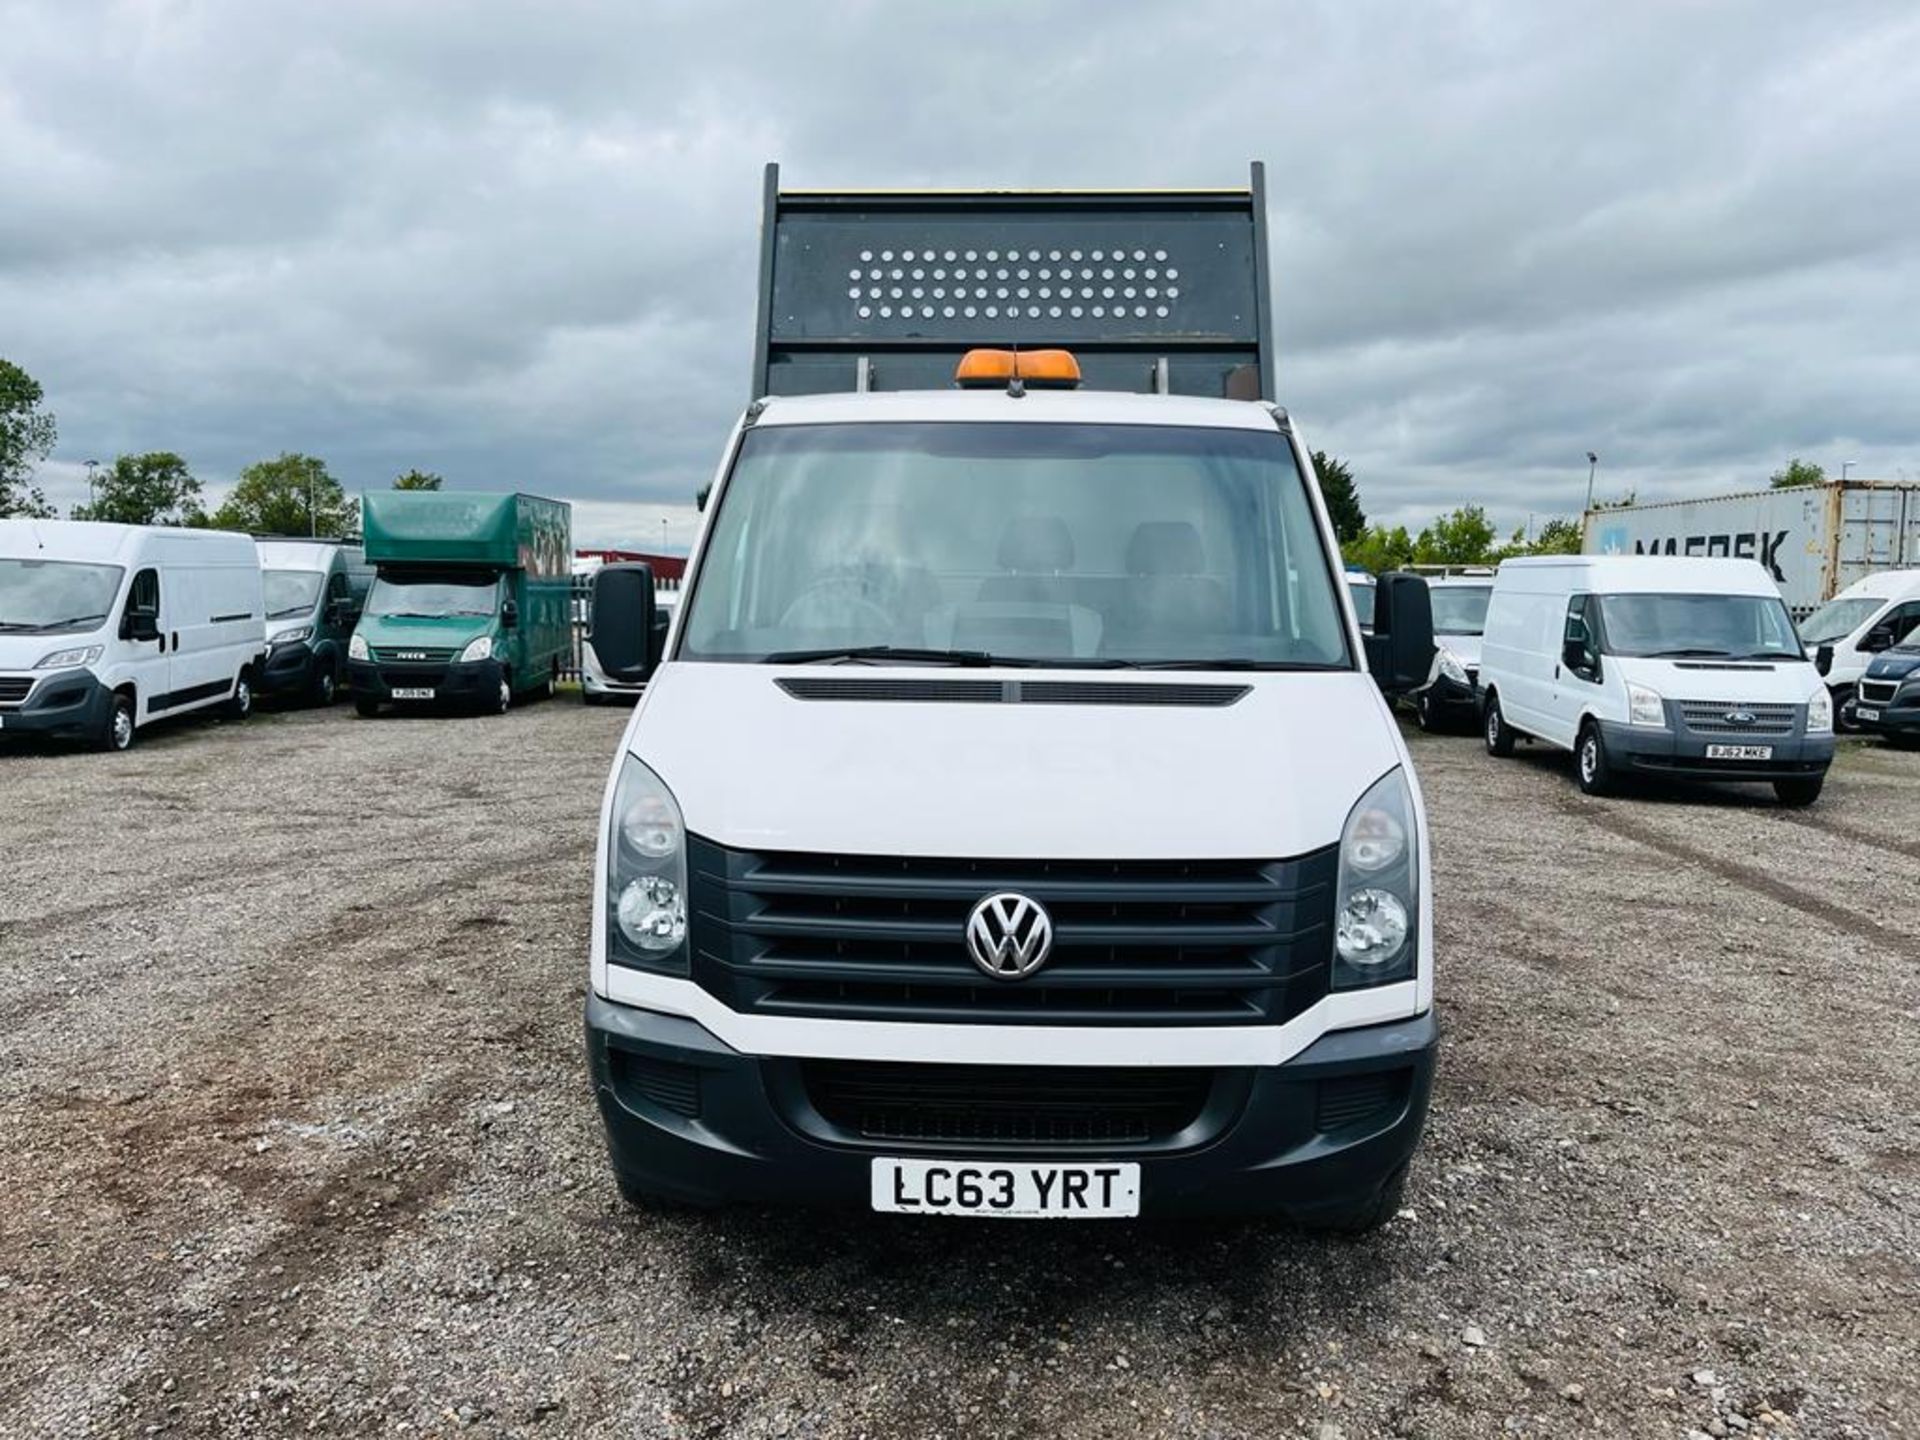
[954,348,1083,389]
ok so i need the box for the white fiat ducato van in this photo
[1478,555,1833,804]
[1796,569,1920,727]
[0,520,266,751]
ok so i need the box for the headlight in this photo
[459,636,501,664]
[1806,688,1833,734]
[607,755,689,973]
[1437,649,1468,685]
[1333,768,1418,988]
[35,645,104,669]
[1626,682,1666,727]
[348,632,370,661]
[268,626,313,649]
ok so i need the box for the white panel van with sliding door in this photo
[0,521,267,751]
[1478,555,1833,805]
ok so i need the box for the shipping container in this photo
[1582,482,1920,616]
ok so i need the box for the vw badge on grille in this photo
[1725,709,1757,726]
[965,892,1054,980]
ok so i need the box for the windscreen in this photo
[1596,592,1801,660]
[1347,579,1376,627]
[263,569,325,620]
[1796,595,1883,646]
[681,421,1349,668]
[0,559,124,634]
[366,568,500,619]
[1430,585,1491,636]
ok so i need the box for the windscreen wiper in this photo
[763,645,999,666]
[24,615,106,632]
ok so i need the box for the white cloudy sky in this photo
[4,0,1918,548]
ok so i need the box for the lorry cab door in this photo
[1550,593,1601,748]
[121,566,171,720]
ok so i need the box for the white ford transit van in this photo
[0,520,266,751]
[1479,555,1833,804]
[577,170,1441,1229]
[1797,569,1920,726]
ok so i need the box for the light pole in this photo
[660,516,668,555]
[84,459,99,510]
[1841,460,1855,482]
[1584,451,1599,512]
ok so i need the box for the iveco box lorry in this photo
[349,491,571,715]
[579,166,1438,1227]
[0,520,264,750]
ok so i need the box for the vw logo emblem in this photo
[1724,709,1756,726]
[965,892,1054,980]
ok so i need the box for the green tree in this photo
[210,453,353,536]
[70,451,205,525]
[1769,457,1825,489]
[1412,505,1497,566]
[393,468,443,491]
[1342,524,1414,574]
[0,358,59,519]
[1311,450,1366,545]
[695,481,712,512]
[1530,516,1583,555]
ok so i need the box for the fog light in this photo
[616,876,686,952]
[1335,889,1408,967]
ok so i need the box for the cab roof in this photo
[0,519,254,564]
[1831,567,1920,600]
[751,387,1285,432]
[1498,554,1783,597]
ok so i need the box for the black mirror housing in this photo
[124,611,160,643]
[591,563,659,686]
[1815,643,1835,676]
[501,599,519,630]
[1362,572,1435,698]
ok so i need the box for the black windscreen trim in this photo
[776,677,1248,707]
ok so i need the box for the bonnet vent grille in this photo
[775,677,1248,707]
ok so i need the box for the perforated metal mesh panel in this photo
[752,165,1275,400]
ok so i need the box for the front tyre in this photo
[223,670,254,720]
[96,692,136,752]
[491,671,512,716]
[1299,1162,1409,1236]
[1483,693,1516,756]
[1415,689,1437,732]
[1575,721,1615,796]
[309,663,337,707]
[354,695,381,718]
[1775,775,1825,807]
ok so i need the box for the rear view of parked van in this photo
[256,539,371,706]
[0,520,265,751]
[1479,556,1832,804]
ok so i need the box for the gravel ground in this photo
[1,696,1915,1439]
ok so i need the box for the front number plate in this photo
[1706,743,1773,760]
[390,687,436,700]
[1855,707,1880,722]
[872,1158,1140,1219]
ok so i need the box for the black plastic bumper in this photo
[259,642,319,696]
[348,657,502,705]
[1597,719,1834,781]
[1420,673,1479,718]
[0,668,113,740]
[584,993,1437,1221]
[1854,688,1920,738]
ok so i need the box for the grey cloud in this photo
[3,0,1918,547]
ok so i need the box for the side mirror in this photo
[501,599,519,630]
[1562,637,1592,674]
[590,563,658,685]
[125,610,160,643]
[1363,572,1435,699]
[1815,643,1835,676]
[1861,625,1894,653]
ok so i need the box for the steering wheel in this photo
[777,575,896,634]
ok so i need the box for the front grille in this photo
[372,645,458,665]
[0,676,32,707]
[684,838,1337,1026]
[1858,680,1899,706]
[1678,701,1798,735]
[803,1060,1211,1147]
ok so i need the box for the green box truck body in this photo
[349,491,572,714]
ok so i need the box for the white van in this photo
[0,521,266,751]
[1796,570,1920,725]
[1479,555,1833,804]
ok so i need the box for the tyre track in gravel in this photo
[1550,790,1920,962]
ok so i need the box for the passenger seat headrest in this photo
[997,516,1074,573]
[1126,521,1206,576]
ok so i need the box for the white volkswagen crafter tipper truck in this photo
[581,168,1439,1227]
